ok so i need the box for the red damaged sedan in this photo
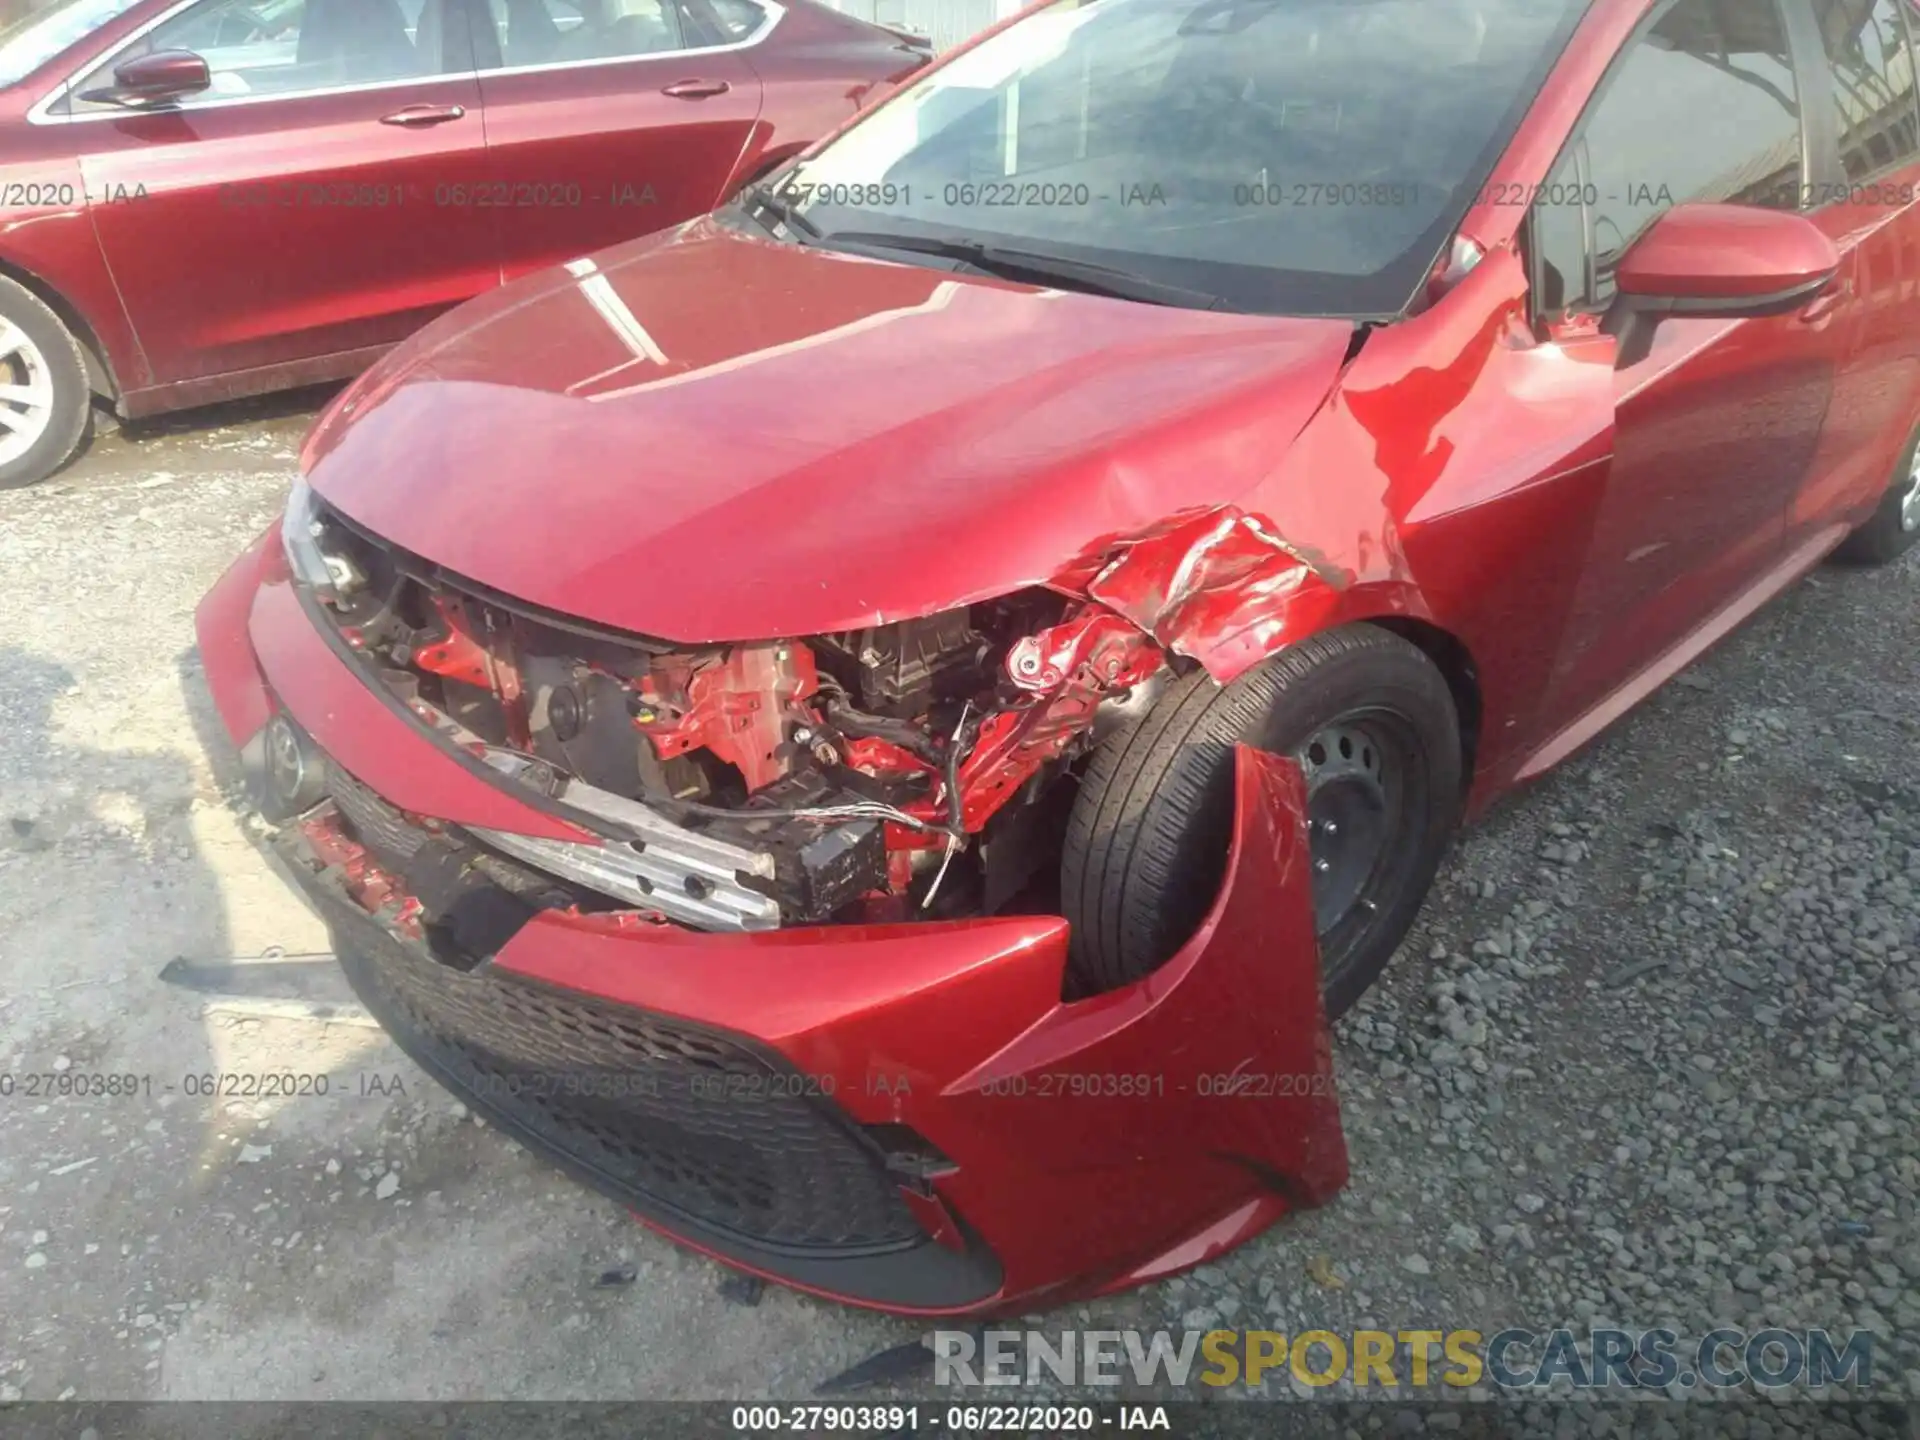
[196,0,1920,1313]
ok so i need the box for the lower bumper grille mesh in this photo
[327,764,425,869]
[337,898,922,1254]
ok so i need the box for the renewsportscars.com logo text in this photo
[933,1328,1876,1392]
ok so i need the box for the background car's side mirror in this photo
[1604,202,1841,367]
[80,49,212,108]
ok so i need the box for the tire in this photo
[1062,625,1462,1020]
[1831,421,1920,566]
[0,274,92,491]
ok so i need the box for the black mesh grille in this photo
[336,905,923,1254]
[327,764,425,869]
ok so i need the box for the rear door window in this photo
[482,0,718,64]
[1810,0,1920,181]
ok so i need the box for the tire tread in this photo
[1063,626,1460,1010]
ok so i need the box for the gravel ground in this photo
[0,400,1914,1423]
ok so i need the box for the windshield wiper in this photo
[821,230,1224,310]
[741,183,821,242]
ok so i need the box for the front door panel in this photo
[1545,310,1836,726]
[1525,0,1836,734]
[72,0,497,384]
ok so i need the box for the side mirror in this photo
[81,49,212,107]
[1605,202,1840,366]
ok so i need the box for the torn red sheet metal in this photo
[410,597,495,690]
[1081,506,1356,682]
[634,642,821,794]
[937,608,1163,834]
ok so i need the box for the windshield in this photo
[768,0,1590,317]
[0,0,146,88]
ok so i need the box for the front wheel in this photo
[0,274,92,490]
[1061,626,1462,1020]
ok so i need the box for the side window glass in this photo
[76,0,436,104]
[487,0,578,65]
[1531,142,1593,320]
[1531,0,1804,314]
[490,0,684,64]
[705,0,762,40]
[1812,0,1920,181]
[150,0,306,63]
[482,0,741,67]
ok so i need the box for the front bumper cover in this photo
[194,528,1349,1314]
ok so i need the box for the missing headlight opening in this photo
[302,503,1168,932]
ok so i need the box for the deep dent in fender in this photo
[1079,505,1357,684]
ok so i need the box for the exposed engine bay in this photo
[298,501,1172,932]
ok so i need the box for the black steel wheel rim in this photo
[1296,710,1419,996]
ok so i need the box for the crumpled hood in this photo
[304,217,1354,641]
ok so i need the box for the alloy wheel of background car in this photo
[0,323,54,466]
[1062,625,1462,1020]
[0,275,93,491]
[1832,418,1920,566]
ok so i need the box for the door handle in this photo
[380,103,467,126]
[660,78,731,99]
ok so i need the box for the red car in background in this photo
[0,0,927,487]
[197,0,1920,1315]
